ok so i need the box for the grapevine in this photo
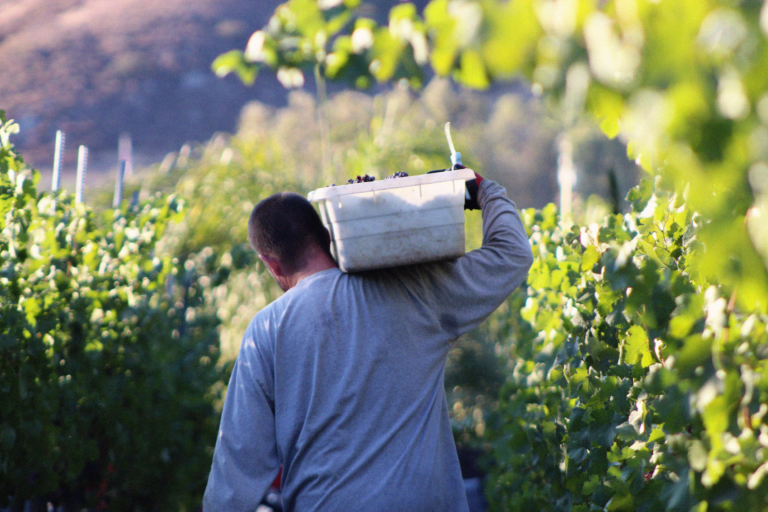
[0,111,226,510]
[484,185,768,511]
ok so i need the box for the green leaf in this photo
[456,50,490,89]
[600,117,621,139]
[582,474,601,495]
[370,29,402,81]
[620,326,653,367]
[673,334,712,377]
[661,475,690,511]
[581,244,601,271]
[687,439,708,472]
[588,84,624,140]
[481,0,540,78]
[22,297,41,327]
[85,339,104,352]
[648,426,665,444]
[702,395,730,438]
[424,0,457,75]
[212,50,257,85]
[389,2,417,20]
[288,0,325,38]
[626,179,654,214]
[606,491,634,512]
[570,447,589,463]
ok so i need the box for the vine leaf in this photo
[626,179,654,214]
[581,244,601,271]
[620,326,653,367]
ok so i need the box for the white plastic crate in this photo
[307,169,475,272]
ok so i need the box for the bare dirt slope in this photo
[0,0,427,186]
[0,0,284,174]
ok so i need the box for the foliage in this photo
[217,0,768,314]
[484,186,768,511]
[0,111,226,510]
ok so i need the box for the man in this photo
[204,171,533,511]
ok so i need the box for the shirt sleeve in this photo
[404,178,534,340]
[203,323,280,512]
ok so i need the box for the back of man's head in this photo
[248,192,330,274]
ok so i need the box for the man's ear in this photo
[259,253,284,279]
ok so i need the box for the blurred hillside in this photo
[0,0,416,177]
[0,0,637,209]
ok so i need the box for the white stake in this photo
[444,122,461,168]
[76,145,88,204]
[52,131,65,191]
[119,133,133,176]
[445,122,456,156]
[114,160,126,208]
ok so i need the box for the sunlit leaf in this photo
[457,50,489,89]
[211,50,257,85]
[587,83,625,140]
[424,0,457,75]
[621,325,653,368]
[626,179,654,213]
[481,0,540,78]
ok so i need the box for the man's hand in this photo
[426,165,484,209]
[459,165,484,210]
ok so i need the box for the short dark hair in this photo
[248,192,330,273]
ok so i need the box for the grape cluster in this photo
[347,174,376,184]
[326,171,408,187]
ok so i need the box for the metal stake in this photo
[118,133,133,176]
[114,160,126,208]
[52,131,65,191]
[76,145,88,204]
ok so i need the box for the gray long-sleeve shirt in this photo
[203,179,533,511]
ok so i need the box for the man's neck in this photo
[286,253,338,289]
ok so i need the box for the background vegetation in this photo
[0,112,227,510]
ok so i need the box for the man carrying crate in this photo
[203,171,533,511]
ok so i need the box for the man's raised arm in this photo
[407,176,534,339]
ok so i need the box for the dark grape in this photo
[346,174,376,184]
[333,171,407,185]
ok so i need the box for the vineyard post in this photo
[76,145,88,204]
[52,130,65,191]
[114,160,126,208]
[118,132,133,176]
